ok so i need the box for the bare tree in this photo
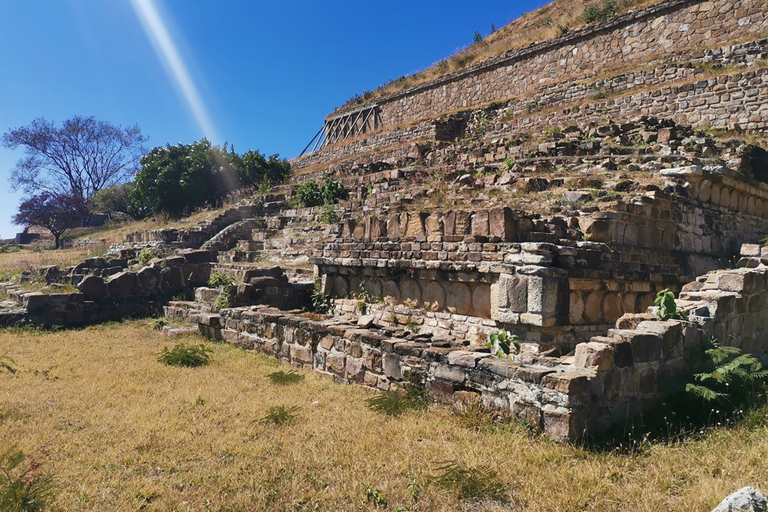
[13,192,87,249]
[2,116,147,203]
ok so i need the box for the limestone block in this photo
[717,272,756,293]
[405,213,428,240]
[383,280,400,304]
[425,213,443,242]
[346,356,365,382]
[364,347,383,372]
[383,353,401,379]
[454,210,472,235]
[181,249,217,264]
[434,364,466,384]
[108,271,138,297]
[512,400,542,428]
[489,207,517,242]
[443,210,457,236]
[580,218,612,243]
[290,345,314,365]
[500,274,528,313]
[386,215,402,239]
[78,275,108,298]
[602,293,623,322]
[570,292,585,324]
[422,281,446,310]
[471,210,490,237]
[472,283,491,318]
[657,127,676,144]
[326,352,346,375]
[543,405,587,442]
[369,216,387,240]
[445,282,472,314]
[342,219,356,238]
[574,342,615,371]
[334,276,349,298]
[352,221,366,240]
[543,372,590,394]
[741,244,761,257]
[399,279,422,306]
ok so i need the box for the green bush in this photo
[157,343,213,367]
[582,0,618,23]
[150,318,168,331]
[138,249,153,267]
[207,272,236,288]
[0,445,54,512]
[296,181,323,208]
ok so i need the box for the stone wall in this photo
[189,245,768,440]
[329,0,768,131]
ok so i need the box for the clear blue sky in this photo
[0,0,547,240]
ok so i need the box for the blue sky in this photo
[0,0,547,240]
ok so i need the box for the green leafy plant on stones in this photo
[266,370,305,386]
[207,272,236,288]
[311,279,334,314]
[138,248,153,267]
[215,288,233,311]
[487,330,521,358]
[258,405,299,426]
[654,289,686,321]
[0,445,54,512]
[157,343,213,367]
[319,204,339,224]
[427,461,506,502]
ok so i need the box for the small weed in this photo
[319,204,340,224]
[0,356,16,375]
[259,405,299,426]
[157,343,213,367]
[266,370,305,386]
[215,288,233,311]
[150,318,168,331]
[363,483,387,507]
[427,461,507,501]
[0,445,55,512]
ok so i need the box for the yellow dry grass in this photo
[1,321,767,511]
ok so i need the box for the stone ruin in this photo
[3,0,768,439]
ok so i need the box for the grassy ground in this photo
[1,321,767,511]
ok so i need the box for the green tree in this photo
[13,192,86,249]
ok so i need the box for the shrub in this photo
[215,289,233,310]
[582,0,618,23]
[0,445,54,512]
[296,181,323,208]
[157,343,213,367]
[258,405,299,426]
[266,370,305,385]
[207,272,236,288]
[319,204,339,224]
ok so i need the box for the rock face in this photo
[711,487,768,512]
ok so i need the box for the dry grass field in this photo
[1,321,767,511]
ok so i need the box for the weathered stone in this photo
[574,341,615,371]
[471,210,490,237]
[107,271,137,297]
[78,275,108,298]
[160,266,184,293]
[710,486,768,512]
[445,282,472,315]
[137,266,162,294]
[489,207,517,242]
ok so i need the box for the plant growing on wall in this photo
[654,289,686,321]
[686,342,768,408]
[487,330,521,358]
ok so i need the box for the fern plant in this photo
[311,279,334,314]
[654,289,686,321]
[0,445,54,512]
[686,344,768,407]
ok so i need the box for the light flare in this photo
[129,0,218,141]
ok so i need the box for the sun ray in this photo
[129,0,218,142]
